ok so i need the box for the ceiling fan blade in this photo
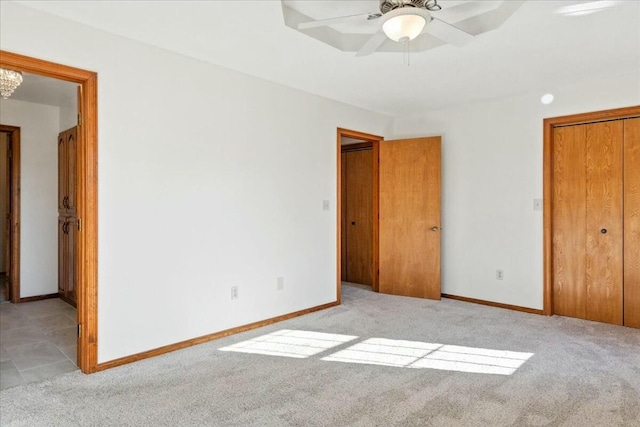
[355,30,388,57]
[298,12,380,30]
[425,18,474,47]
[434,1,502,23]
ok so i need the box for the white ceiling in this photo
[9,72,78,108]
[12,0,640,116]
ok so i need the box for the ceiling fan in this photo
[297,0,476,57]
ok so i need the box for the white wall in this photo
[59,105,77,132]
[0,2,393,363]
[393,69,640,310]
[0,98,60,298]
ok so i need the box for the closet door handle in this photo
[430,226,439,232]
[63,196,68,208]
[63,221,68,234]
[600,228,607,234]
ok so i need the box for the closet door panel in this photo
[585,121,623,325]
[67,216,77,305]
[341,152,347,282]
[552,125,587,319]
[66,127,77,213]
[624,117,640,328]
[345,149,373,285]
[58,131,67,212]
[58,217,68,296]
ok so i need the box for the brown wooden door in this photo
[344,149,373,285]
[67,216,77,305]
[58,217,68,296]
[379,137,441,300]
[624,117,640,328]
[2,133,9,277]
[552,125,587,319]
[341,152,347,282]
[58,130,67,212]
[552,121,623,325]
[66,128,77,213]
[585,121,623,324]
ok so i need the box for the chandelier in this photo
[0,68,24,99]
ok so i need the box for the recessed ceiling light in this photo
[556,1,619,17]
[541,94,555,105]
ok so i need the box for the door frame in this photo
[0,125,19,303]
[0,50,99,373]
[542,105,640,316]
[337,128,383,302]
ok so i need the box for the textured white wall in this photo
[0,2,393,363]
[0,98,59,298]
[393,69,640,310]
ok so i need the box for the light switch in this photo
[322,200,330,211]
[533,199,543,211]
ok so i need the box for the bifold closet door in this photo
[624,117,640,328]
[553,121,624,325]
[585,121,623,325]
[552,125,588,319]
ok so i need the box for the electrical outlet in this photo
[277,277,284,291]
[322,200,330,211]
[533,199,543,211]
[496,270,504,280]
[231,286,239,300]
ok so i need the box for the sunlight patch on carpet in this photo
[219,329,358,358]
[323,338,534,375]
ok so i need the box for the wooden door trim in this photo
[337,128,383,301]
[0,125,20,304]
[543,105,640,316]
[0,50,99,373]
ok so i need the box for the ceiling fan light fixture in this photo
[382,9,429,42]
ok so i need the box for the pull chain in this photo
[400,36,411,66]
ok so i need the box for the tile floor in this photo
[0,298,78,390]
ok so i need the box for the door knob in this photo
[351,221,356,225]
[431,226,439,232]
[601,228,607,234]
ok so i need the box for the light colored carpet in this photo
[1,284,639,426]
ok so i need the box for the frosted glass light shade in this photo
[382,13,426,42]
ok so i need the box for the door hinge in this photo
[77,113,82,126]
[77,324,82,338]
[77,218,82,232]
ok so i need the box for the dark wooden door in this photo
[67,216,77,305]
[58,130,67,212]
[379,137,441,300]
[344,149,373,285]
[66,128,77,213]
[58,217,68,296]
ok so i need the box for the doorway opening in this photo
[0,51,98,373]
[0,125,19,304]
[337,129,381,301]
[337,129,443,303]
